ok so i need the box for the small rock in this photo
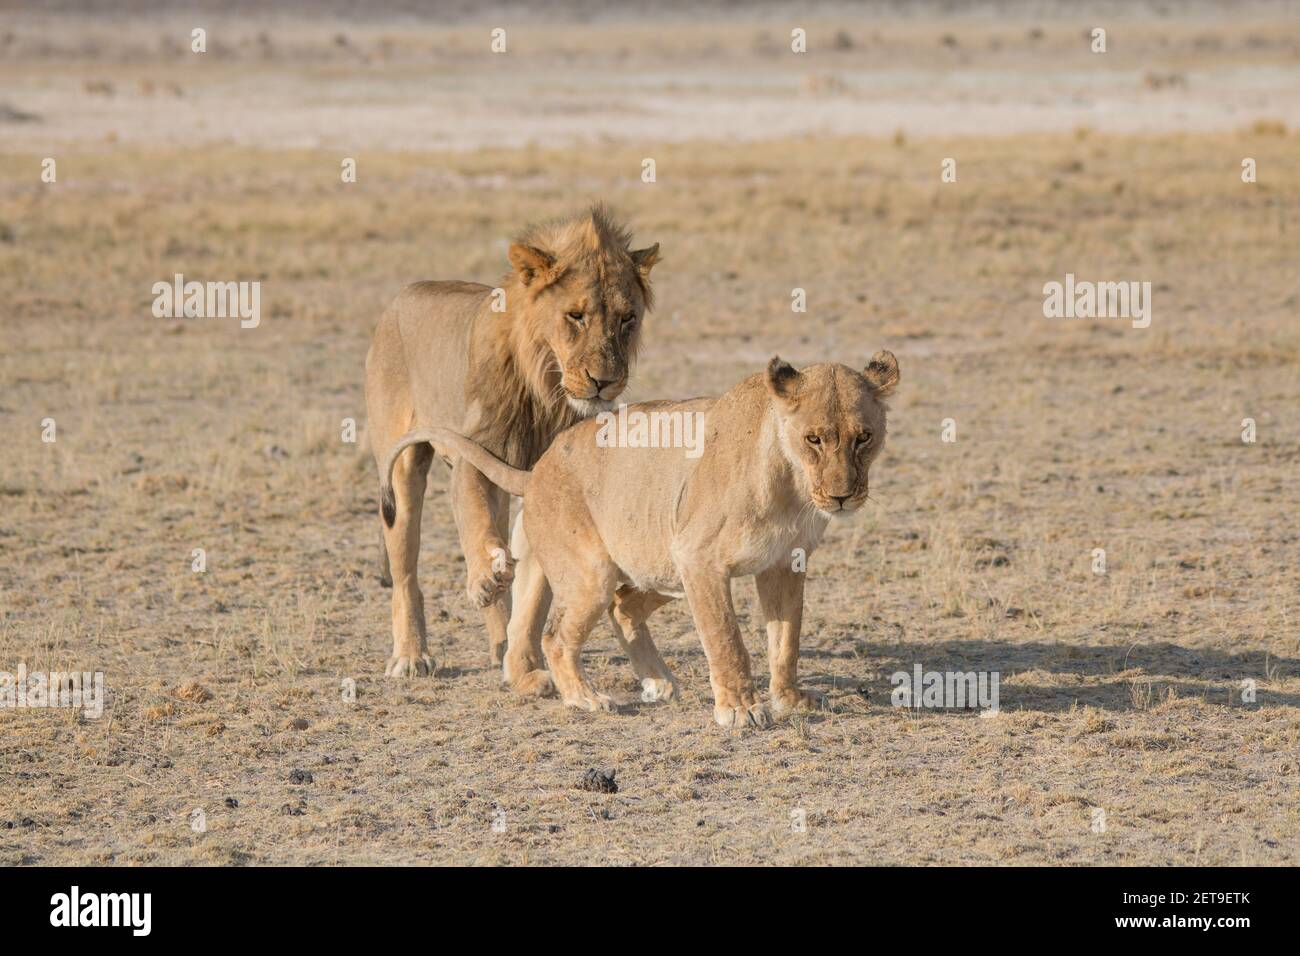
[223,797,239,809]
[288,769,313,785]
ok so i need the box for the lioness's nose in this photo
[831,495,850,508]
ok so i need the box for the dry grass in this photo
[1,7,1298,865]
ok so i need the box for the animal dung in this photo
[577,768,618,794]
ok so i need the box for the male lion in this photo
[366,205,660,678]
[378,353,900,727]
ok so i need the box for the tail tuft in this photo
[380,485,396,527]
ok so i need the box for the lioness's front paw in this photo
[386,652,436,678]
[771,686,827,715]
[714,701,771,730]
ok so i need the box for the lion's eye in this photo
[805,434,821,446]
[856,433,873,450]
[566,311,585,324]
[621,312,637,330]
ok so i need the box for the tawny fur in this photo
[365,204,660,679]
[382,353,900,727]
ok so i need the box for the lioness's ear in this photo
[863,350,900,398]
[766,355,801,399]
[509,243,557,287]
[630,243,660,277]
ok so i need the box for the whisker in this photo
[797,499,819,533]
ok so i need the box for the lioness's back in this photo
[531,396,716,551]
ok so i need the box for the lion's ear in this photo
[630,243,660,277]
[863,350,900,398]
[766,355,801,400]
[509,243,558,287]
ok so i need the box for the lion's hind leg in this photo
[380,441,436,677]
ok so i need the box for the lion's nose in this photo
[587,371,616,394]
[831,495,850,509]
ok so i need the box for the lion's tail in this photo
[380,426,531,527]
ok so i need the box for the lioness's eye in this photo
[857,433,873,450]
[621,312,637,329]
[805,434,821,446]
[566,311,584,325]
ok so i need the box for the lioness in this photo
[366,205,660,677]
[379,353,900,727]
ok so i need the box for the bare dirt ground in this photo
[1,4,1298,865]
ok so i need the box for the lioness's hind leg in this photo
[543,576,619,713]
[609,587,678,703]
[503,511,554,696]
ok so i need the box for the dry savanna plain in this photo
[1,5,1298,865]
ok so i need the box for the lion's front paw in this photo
[563,688,617,713]
[386,652,436,678]
[466,546,515,608]
[640,677,678,703]
[713,701,771,730]
[771,686,827,715]
[509,668,556,698]
[467,572,499,608]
